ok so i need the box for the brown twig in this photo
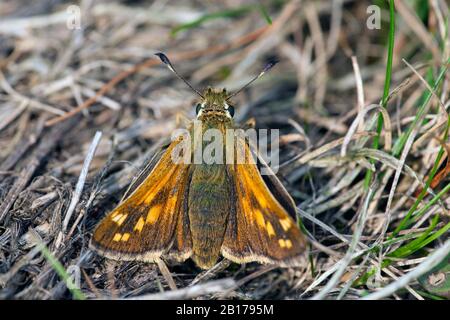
[44,26,268,127]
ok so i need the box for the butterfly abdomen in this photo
[188,164,232,269]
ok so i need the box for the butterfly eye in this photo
[195,103,202,115]
[227,105,235,117]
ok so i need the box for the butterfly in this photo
[90,53,307,269]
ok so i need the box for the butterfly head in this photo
[195,87,235,119]
[155,52,278,122]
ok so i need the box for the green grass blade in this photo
[171,6,253,36]
[392,60,449,156]
[388,215,439,258]
[258,3,272,25]
[38,243,86,300]
[364,0,395,188]
[394,180,450,237]
[171,5,271,36]
[386,58,449,237]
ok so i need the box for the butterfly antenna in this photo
[155,52,204,98]
[227,59,279,99]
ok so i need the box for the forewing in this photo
[121,138,171,200]
[90,138,192,262]
[249,141,297,219]
[222,138,307,267]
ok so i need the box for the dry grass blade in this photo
[363,239,450,300]
[128,279,235,300]
[62,131,103,234]
[311,185,374,299]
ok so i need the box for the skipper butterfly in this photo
[90,53,307,269]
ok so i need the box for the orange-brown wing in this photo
[222,138,307,267]
[90,138,192,262]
